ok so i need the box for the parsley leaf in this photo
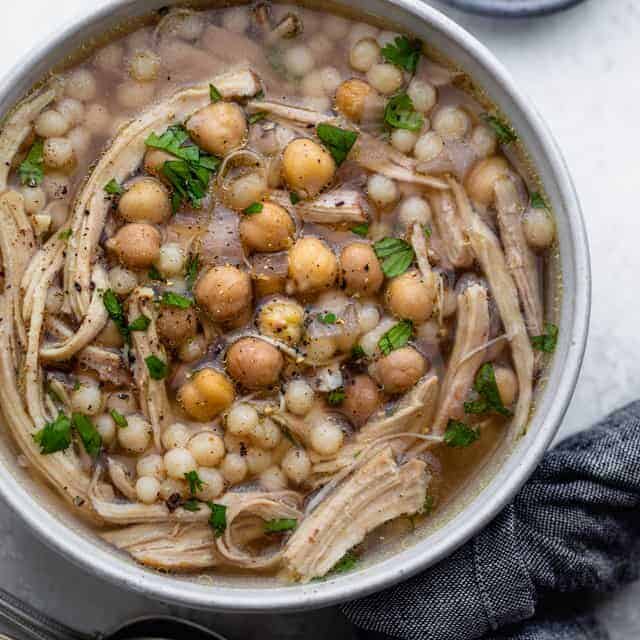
[19,140,44,187]
[185,253,200,290]
[482,114,518,145]
[423,225,432,239]
[378,320,413,355]
[33,413,72,454]
[373,237,414,277]
[531,323,558,353]
[161,291,193,308]
[381,36,422,73]
[530,192,547,210]
[102,289,129,341]
[243,202,264,215]
[318,312,337,324]
[209,84,222,102]
[384,94,424,132]
[331,551,358,574]
[316,123,358,165]
[351,344,366,360]
[444,419,480,447]
[72,413,102,457]
[58,229,72,241]
[145,355,168,380]
[264,518,298,534]
[351,223,369,237]
[464,363,512,417]
[421,494,435,516]
[248,112,267,124]
[182,499,201,512]
[327,388,346,406]
[289,191,300,205]
[104,179,124,196]
[184,470,204,495]
[110,408,128,428]
[148,265,165,282]
[128,315,151,332]
[207,502,227,537]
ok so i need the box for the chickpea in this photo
[226,172,268,211]
[372,346,427,394]
[187,102,247,156]
[385,270,437,323]
[159,478,188,500]
[335,79,374,122]
[156,304,197,347]
[137,454,166,481]
[136,477,160,504]
[407,79,437,114]
[494,365,518,406]
[391,129,418,154]
[56,98,85,127]
[464,156,511,207]
[195,468,224,501]
[284,380,315,416]
[106,223,161,270]
[432,107,470,142]
[226,403,260,437]
[257,298,305,345]
[305,335,337,363]
[246,446,273,475]
[259,466,288,491]
[108,266,137,296]
[350,38,380,72]
[35,110,70,138]
[65,68,97,101]
[283,45,315,77]
[156,243,186,278]
[523,208,555,250]
[107,391,137,415]
[366,63,403,95]
[226,337,283,389]
[164,447,197,480]
[144,148,174,179]
[367,174,399,207]
[341,374,381,425]
[94,43,124,74]
[288,237,338,294]
[178,368,235,422]
[188,431,225,467]
[339,243,384,297]
[95,413,116,446]
[43,138,75,170]
[470,125,498,158]
[118,178,172,224]
[358,303,380,334]
[239,202,295,253]
[178,334,208,363]
[129,49,161,82]
[162,422,191,450]
[282,138,335,198]
[414,131,444,162]
[220,452,248,484]
[251,418,282,450]
[309,420,344,456]
[71,381,102,415]
[118,414,152,453]
[398,196,432,228]
[195,265,252,323]
[21,186,46,215]
[42,172,70,200]
[281,447,311,484]
[68,127,92,157]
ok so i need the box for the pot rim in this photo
[0,0,590,613]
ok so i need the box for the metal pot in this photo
[0,0,590,614]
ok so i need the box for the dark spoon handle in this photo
[0,586,89,640]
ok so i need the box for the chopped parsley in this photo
[161,291,193,309]
[330,551,358,574]
[207,502,227,537]
[109,408,128,429]
[104,179,124,196]
[185,253,200,290]
[327,388,346,406]
[58,229,72,241]
[384,93,424,132]
[351,344,366,360]
[316,123,358,165]
[248,111,267,124]
[530,191,547,210]
[148,265,165,282]
[243,202,264,215]
[18,140,44,187]
[464,363,512,417]
[421,494,435,516]
[351,223,369,237]
[128,315,151,332]
[378,320,413,356]
[72,413,102,457]
[264,518,298,534]
[289,191,300,205]
[102,289,129,341]
[184,470,204,495]
[373,237,414,278]
[209,84,222,102]
[531,323,558,353]
[33,413,72,454]
[145,355,168,380]
[482,114,518,145]
[444,419,480,448]
[318,312,337,325]
[182,499,201,512]
[423,225,432,239]
[381,36,422,73]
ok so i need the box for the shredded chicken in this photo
[429,190,474,268]
[270,188,368,224]
[284,447,428,581]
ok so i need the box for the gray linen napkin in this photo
[342,401,640,639]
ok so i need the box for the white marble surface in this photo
[1,0,639,638]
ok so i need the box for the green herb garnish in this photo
[184,470,204,495]
[318,312,337,325]
[421,494,435,516]
[58,229,72,241]
[327,388,346,406]
[243,202,264,215]
[530,192,547,210]
[423,225,432,239]
[381,36,422,73]
[209,84,222,102]
[444,419,480,448]
[185,253,200,290]
[72,413,102,457]
[373,237,414,278]
[351,223,369,237]
[182,499,201,512]
[19,140,44,187]
[330,551,358,574]
[161,291,193,309]
[531,323,558,353]
[207,502,227,537]
[110,408,128,429]
[351,344,366,359]
[248,112,267,124]
[102,289,129,340]
[264,518,298,534]
[33,413,72,454]
[148,265,165,282]
[145,355,168,380]
[104,179,124,196]
[482,114,518,145]
[316,123,358,165]
[464,363,512,417]
[384,94,423,132]
[128,315,151,332]
[378,319,413,355]
[289,191,300,205]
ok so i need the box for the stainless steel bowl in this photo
[0,0,590,613]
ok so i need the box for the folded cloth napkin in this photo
[342,401,640,640]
